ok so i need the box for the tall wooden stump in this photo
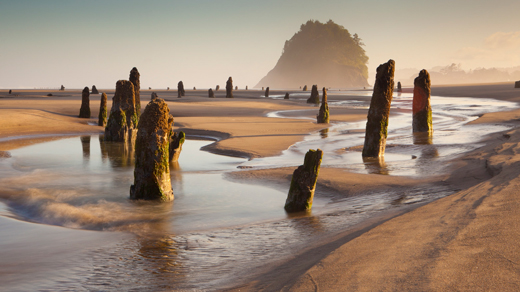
[129,67,140,118]
[317,87,330,123]
[362,59,395,158]
[104,80,137,143]
[306,85,319,104]
[98,93,107,127]
[208,88,215,98]
[412,69,432,134]
[226,77,233,98]
[178,81,185,98]
[284,149,323,213]
[79,87,90,118]
[130,98,174,202]
[265,87,270,98]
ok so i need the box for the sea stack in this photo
[98,93,108,127]
[317,87,330,123]
[104,80,137,142]
[397,81,402,92]
[129,67,141,118]
[413,69,432,134]
[208,88,215,98]
[284,149,323,213]
[178,81,185,97]
[226,77,233,98]
[265,87,270,98]
[79,87,91,118]
[91,85,99,94]
[306,85,320,104]
[169,130,185,162]
[284,92,290,99]
[362,59,395,158]
[130,98,174,202]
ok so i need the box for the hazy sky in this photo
[1,0,519,89]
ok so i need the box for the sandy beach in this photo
[1,83,520,291]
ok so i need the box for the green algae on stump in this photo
[129,67,141,118]
[284,149,323,213]
[98,93,108,127]
[130,98,174,201]
[306,85,320,104]
[226,77,233,98]
[79,87,91,118]
[169,131,185,162]
[362,59,395,158]
[316,87,330,123]
[104,80,137,142]
[412,69,432,134]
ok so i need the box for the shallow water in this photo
[0,92,517,290]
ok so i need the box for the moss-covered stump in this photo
[303,85,308,91]
[208,88,215,98]
[284,92,290,99]
[226,77,233,98]
[362,59,395,158]
[104,80,137,142]
[413,69,432,134]
[306,85,320,104]
[178,81,185,98]
[98,93,108,127]
[91,85,99,94]
[129,67,141,118]
[79,87,91,118]
[317,87,330,123]
[130,98,174,202]
[169,131,185,162]
[265,87,270,98]
[284,149,323,213]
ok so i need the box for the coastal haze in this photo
[1,0,520,89]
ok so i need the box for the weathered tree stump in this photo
[246,85,248,90]
[235,86,238,90]
[265,87,270,98]
[413,69,432,134]
[60,85,65,91]
[284,92,290,99]
[303,85,308,91]
[362,59,395,158]
[8,90,11,94]
[208,88,215,98]
[515,81,520,88]
[216,85,220,91]
[104,80,137,142]
[130,98,174,201]
[91,85,99,94]
[98,93,107,127]
[397,81,402,92]
[306,85,320,104]
[129,67,141,118]
[317,87,330,123]
[284,149,323,213]
[226,77,233,98]
[169,130,185,162]
[79,87,91,118]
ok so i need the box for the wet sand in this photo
[1,83,520,290]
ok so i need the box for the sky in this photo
[1,0,520,89]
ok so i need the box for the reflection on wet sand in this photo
[413,132,433,145]
[80,136,90,160]
[362,156,389,175]
[99,134,135,169]
[319,128,329,139]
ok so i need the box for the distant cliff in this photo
[256,20,369,89]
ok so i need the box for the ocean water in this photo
[0,93,517,291]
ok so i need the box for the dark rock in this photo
[362,59,395,158]
[129,67,141,118]
[169,130,185,162]
[60,85,65,91]
[98,93,108,127]
[104,80,137,142]
[317,87,329,123]
[151,92,158,101]
[397,81,402,92]
[130,98,174,202]
[284,149,323,213]
[178,81,185,97]
[306,85,320,104]
[284,92,290,99]
[79,87,91,118]
[208,88,215,98]
[515,81,520,88]
[413,70,432,134]
[265,87,270,98]
[303,85,307,91]
[226,77,233,98]
[91,85,99,94]
[216,85,220,91]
